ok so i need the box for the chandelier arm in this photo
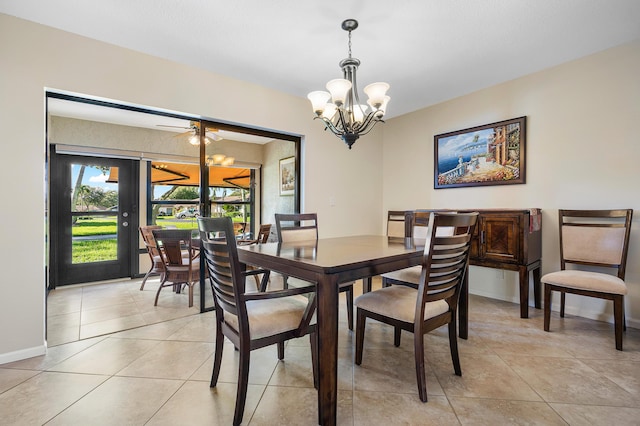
[355,119,383,137]
[314,116,344,139]
[352,112,378,134]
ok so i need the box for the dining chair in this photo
[139,225,164,290]
[275,213,356,330]
[355,212,478,402]
[387,210,412,239]
[238,223,272,245]
[198,217,317,426]
[152,228,201,307]
[542,209,633,350]
[238,223,273,291]
[381,211,434,288]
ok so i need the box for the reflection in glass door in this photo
[50,150,138,287]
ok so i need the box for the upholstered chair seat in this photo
[225,294,315,340]
[355,286,449,323]
[541,270,627,295]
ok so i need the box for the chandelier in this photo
[307,19,390,149]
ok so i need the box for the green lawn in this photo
[71,215,245,263]
[72,239,117,263]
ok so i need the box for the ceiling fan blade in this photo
[172,130,193,138]
[157,124,191,129]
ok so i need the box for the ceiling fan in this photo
[156,121,223,145]
[157,121,234,166]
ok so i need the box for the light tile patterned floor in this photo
[1,277,639,425]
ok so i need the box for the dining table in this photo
[237,234,470,425]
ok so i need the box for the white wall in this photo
[383,40,640,327]
[0,14,383,363]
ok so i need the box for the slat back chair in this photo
[139,225,163,290]
[275,213,356,330]
[542,209,633,350]
[198,217,317,426]
[381,211,450,288]
[387,210,412,238]
[237,223,273,290]
[275,213,318,242]
[355,212,478,402]
[152,229,200,307]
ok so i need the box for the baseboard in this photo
[0,344,47,365]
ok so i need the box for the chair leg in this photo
[140,269,152,290]
[382,276,390,288]
[154,279,166,306]
[355,309,366,365]
[613,295,624,351]
[210,323,224,387]
[394,327,401,347]
[413,331,428,402]
[233,345,250,426]
[188,282,194,308]
[448,315,461,376]
[310,332,318,390]
[277,341,285,360]
[345,287,354,331]
[543,284,552,332]
[560,291,566,317]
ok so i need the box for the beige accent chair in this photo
[542,209,633,350]
[198,217,317,426]
[355,212,478,402]
[275,213,356,330]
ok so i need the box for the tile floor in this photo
[45,276,201,346]
[2,277,640,425]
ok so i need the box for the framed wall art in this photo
[279,156,295,196]
[434,116,526,189]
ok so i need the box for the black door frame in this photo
[49,146,139,288]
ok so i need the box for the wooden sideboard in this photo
[392,209,542,337]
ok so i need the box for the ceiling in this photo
[2,0,640,120]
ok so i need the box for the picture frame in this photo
[434,116,526,189]
[279,156,295,196]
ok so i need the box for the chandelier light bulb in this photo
[364,82,390,108]
[326,79,352,106]
[322,103,338,120]
[307,91,331,115]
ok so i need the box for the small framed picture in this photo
[279,157,295,196]
[434,116,526,189]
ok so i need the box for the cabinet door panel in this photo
[480,215,521,263]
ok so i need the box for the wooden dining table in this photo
[237,235,435,425]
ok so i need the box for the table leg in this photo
[519,266,529,318]
[316,274,339,425]
[362,277,372,293]
[459,268,469,339]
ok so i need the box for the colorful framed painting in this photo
[279,156,295,196]
[434,116,526,189]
